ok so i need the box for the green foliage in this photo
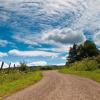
[69,58,99,71]
[67,44,78,63]
[95,55,100,63]
[67,40,99,64]
[19,62,28,72]
[84,40,99,57]
[68,40,99,63]
[95,55,100,68]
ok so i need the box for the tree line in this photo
[67,40,100,63]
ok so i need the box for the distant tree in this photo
[83,40,99,57]
[67,43,78,63]
[19,62,28,72]
[67,40,99,64]
[76,44,85,59]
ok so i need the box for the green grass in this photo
[59,68,100,83]
[59,58,100,83]
[0,71,42,98]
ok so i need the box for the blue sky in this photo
[0,0,100,67]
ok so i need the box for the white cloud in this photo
[0,39,8,47]
[27,61,47,66]
[13,27,85,53]
[3,0,98,50]
[0,62,8,68]
[0,0,85,13]
[93,32,100,46]
[42,28,86,45]
[61,56,67,60]
[56,63,65,66]
[8,49,58,57]
[0,62,20,68]
[0,52,7,57]
[13,34,39,45]
[10,62,20,67]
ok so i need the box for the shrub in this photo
[19,62,28,72]
[95,55,100,68]
[69,58,98,71]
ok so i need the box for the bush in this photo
[69,58,99,71]
[95,55,100,68]
[19,62,28,72]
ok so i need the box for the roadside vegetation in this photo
[60,40,100,83]
[59,59,100,82]
[0,62,42,98]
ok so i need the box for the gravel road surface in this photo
[5,71,100,100]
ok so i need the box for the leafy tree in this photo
[19,62,28,72]
[67,44,78,63]
[83,40,99,57]
[67,40,99,64]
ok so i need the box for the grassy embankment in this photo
[0,70,42,98]
[59,58,100,83]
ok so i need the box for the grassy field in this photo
[59,68,100,83]
[0,71,42,98]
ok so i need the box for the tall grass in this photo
[69,58,99,71]
[0,70,42,98]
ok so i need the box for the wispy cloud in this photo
[0,52,7,57]
[28,61,47,66]
[0,39,8,47]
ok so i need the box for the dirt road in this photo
[5,71,100,100]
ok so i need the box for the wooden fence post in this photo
[14,64,16,70]
[8,62,11,73]
[0,61,4,71]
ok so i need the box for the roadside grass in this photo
[0,71,42,98]
[59,58,100,83]
[59,68,100,83]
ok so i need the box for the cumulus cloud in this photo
[8,49,58,57]
[42,28,86,45]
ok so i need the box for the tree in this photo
[67,40,99,64]
[83,40,99,57]
[67,43,78,63]
[19,62,28,72]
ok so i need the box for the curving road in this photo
[5,71,100,100]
